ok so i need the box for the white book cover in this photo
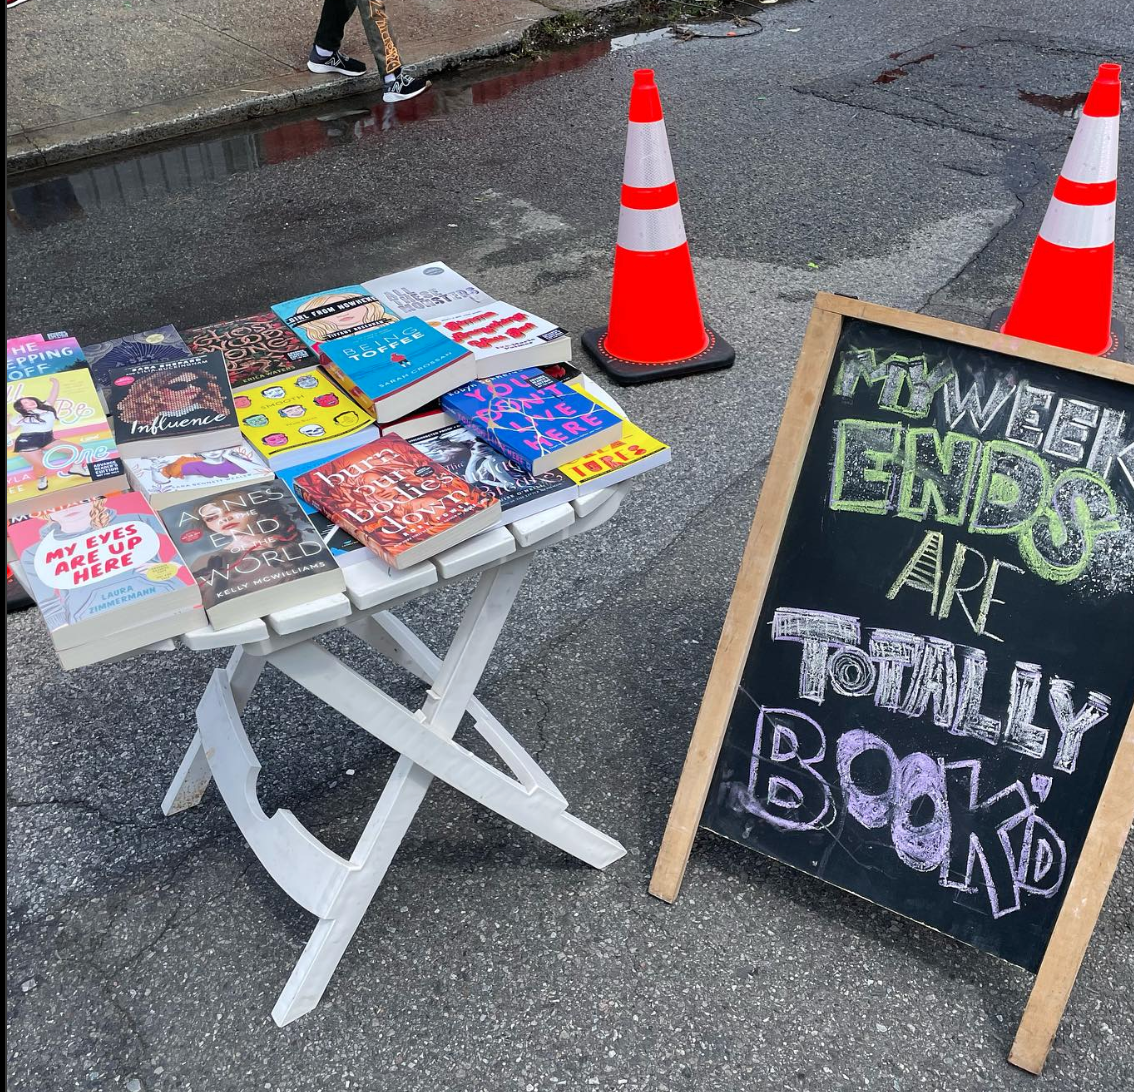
[425,302,569,377]
[362,262,495,321]
[126,445,272,503]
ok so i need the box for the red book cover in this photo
[293,436,499,568]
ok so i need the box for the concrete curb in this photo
[5,0,644,176]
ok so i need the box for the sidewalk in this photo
[5,0,632,173]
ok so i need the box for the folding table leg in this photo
[161,648,266,816]
[270,556,534,1024]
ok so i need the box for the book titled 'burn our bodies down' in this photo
[441,369,623,474]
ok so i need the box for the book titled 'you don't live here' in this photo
[441,369,623,475]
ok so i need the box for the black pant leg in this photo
[313,0,354,52]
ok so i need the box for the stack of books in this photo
[7,259,671,668]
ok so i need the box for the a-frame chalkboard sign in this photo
[650,293,1134,1074]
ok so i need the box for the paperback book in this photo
[272,286,398,350]
[82,326,191,393]
[162,482,344,629]
[7,333,88,382]
[426,303,570,379]
[441,368,623,474]
[412,424,577,523]
[380,364,582,441]
[362,262,494,321]
[318,316,475,423]
[7,490,202,666]
[184,312,318,390]
[275,457,371,568]
[125,444,273,511]
[294,435,501,569]
[558,387,672,495]
[235,369,376,466]
[106,352,242,457]
[6,369,127,517]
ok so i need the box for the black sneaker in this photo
[383,69,431,103]
[307,48,367,77]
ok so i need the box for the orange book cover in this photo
[293,436,499,568]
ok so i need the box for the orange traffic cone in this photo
[998,62,1123,357]
[583,69,734,384]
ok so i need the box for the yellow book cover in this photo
[558,385,670,488]
[235,369,373,461]
[7,368,125,511]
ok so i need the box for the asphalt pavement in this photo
[5,0,1133,1089]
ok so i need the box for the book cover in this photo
[271,285,398,349]
[557,415,671,488]
[440,369,623,473]
[8,334,44,357]
[183,312,318,389]
[107,352,238,450]
[162,482,338,616]
[362,262,494,321]
[235,370,373,461]
[275,457,369,564]
[318,317,472,415]
[82,326,191,391]
[7,335,87,382]
[426,303,569,376]
[7,491,198,640]
[126,444,271,501]
[379,365,581,440]
[412,424,575,519]
[7,370,125,511]
[294,436,499,568]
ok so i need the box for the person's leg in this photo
[354,0,431,101]
[308,0,369,76]
[20,445,47,488]
[354,0,401,79]
[313,0,353,54]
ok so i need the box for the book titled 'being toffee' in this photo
[162,482,344,628]
[294,436,500,570]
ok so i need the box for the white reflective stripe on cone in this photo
[1061,115,1120,184]
[1039,196,1116,249]
[623,120,676,188]
[617,202,688,252]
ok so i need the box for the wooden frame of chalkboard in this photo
[649,292,1134,1075]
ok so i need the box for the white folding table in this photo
[162,482,630,1025]
[15,475,633,1025]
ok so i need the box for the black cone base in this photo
[988,306,1127,361]
[581,323,735,386]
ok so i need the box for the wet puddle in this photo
[1017,89,1090,118]
[8,10,759,235]
[7,40,614,233]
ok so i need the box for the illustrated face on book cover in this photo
[7,371,119,494]
[114,366,233,431]
[288,292,396,345]
[14,494,193,628]
[414,429,536,493]
[173,488,325,578]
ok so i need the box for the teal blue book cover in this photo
[318,317,470,409]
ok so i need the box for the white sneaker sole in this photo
[383,82,430,103]
[307,60,366,77]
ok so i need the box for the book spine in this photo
[319,358,374,414]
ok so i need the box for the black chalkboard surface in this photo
[651,295,1134,1073]
[701,311,1134,971]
